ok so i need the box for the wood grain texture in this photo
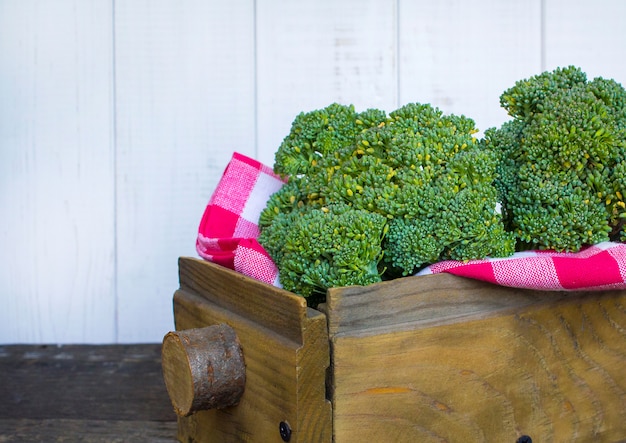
[398,0,543,134]
[0,344,177,442]
[327,279,626,442]
[0,0,116,343]
[113,1,257,343]
[544,0,626,81]
[255,0,399,166]
[172,259,332,442]
[324,273,566,336]
[0,344,175,422]
[162,324,246,415]
[0,419,177,443]
[178,257,310,343]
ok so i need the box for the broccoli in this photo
[259,102,515,300]
[269,202,387,304]
[485,66,626,251]
[326,103,515,276]
[273,103,387,177]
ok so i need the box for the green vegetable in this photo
[485,66,626,251]
[269,202,387,305]
[259,102,514,300]
[272,103,387,177]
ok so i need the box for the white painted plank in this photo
[0,0,116,343]
[2,0,625,345]
[255,0,398,166]
[398,0,543,134]
[114,0,256,342]
[544,0,626,84]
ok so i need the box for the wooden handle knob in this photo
[161,324,245,416]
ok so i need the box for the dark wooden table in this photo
[0,344,179,442]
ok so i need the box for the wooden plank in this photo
[543,0,626,83]
[327,281,626,442]
[398,0,543,133]
[255,0,398,166]
[113,0,257,342]
[178,258,310,344]
[325,273,568,337]
[0,344,177,441]
[0,419,177,443]
[172,268,332,443]
[0,344,176,422]
[0,0,116,343]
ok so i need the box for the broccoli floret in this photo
[259,102,515,300]
[334,103,515,275]
[486,66,626,251]
[500,65,588,120]
[261,203,387,303]
[273,103,387,177]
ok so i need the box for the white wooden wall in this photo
[1,0,625,344]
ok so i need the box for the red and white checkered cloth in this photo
[197,152,626,291]
[417,243,626,290]
[196,152,285,286]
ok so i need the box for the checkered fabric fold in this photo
[417,242,626,290]
[196,152,285,286]
[197,152,626,291]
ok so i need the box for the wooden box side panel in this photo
[173,288,331,443]
[330,292,626,442]
[178,257,309,344]
[325,273,575,337]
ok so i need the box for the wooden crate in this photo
[162,257,626,442]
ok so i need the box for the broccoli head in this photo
[259,102,515,300]
[486,66,626,251]
[259,202,387,302]
[324,103,515,275]
[273,103,387,177]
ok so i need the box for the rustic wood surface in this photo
[162,324,246,415]
[173,258,332,443]
[323,272,567,336]
[326,277,626,442]
[0,344,178,442]
[169,258,626,442]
